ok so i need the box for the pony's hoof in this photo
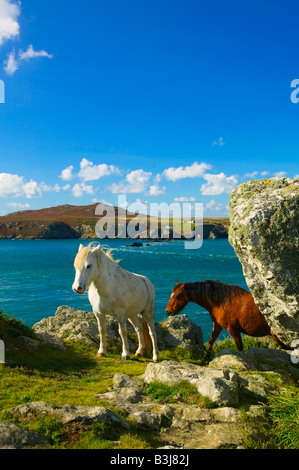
[122,355,130,361]
[153,359,160,363]
[97,353,106,358]
[135,353,144,358]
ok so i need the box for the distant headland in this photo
[0,203,229,240]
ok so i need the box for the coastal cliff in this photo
[0,203,229,240]
[229,177,299,347]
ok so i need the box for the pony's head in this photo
[72,244,98,295]
[166,282,188,316]
[72,243,119,295]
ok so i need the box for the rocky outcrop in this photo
[33,307,204,353]
[0,421,50,449]
[229,177,299,346]
[4,402,129,429]
[37,223,81,239]
[0,203,229,239]
[2,307,299,449]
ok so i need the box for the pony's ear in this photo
[91,244,101,253]
[176,281,180,285]
[78,244,84,252]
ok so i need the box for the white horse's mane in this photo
[76,243,120,267]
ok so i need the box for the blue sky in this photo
[0,0,298,217]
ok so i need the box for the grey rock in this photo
[17,336,40,350]
[229,177,299,346]
[34,331,66,350]
[144,361,239,407]
[112,373,145,392]
[33,307,204,354]
[210,347,299,382]
[0,421,50,449]
[4,402,129,430]
[157,315,204,351]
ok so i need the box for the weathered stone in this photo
[157,315,204,351]
[229,177,299,346]
[34,331,66,350]
[144,361,239,407]
[17,336,40,350]
[33,307,204,353]
[112,373,145,392]
[33,307,100,347]
[161,421,246,449]
[94,372,271,448]
[210,347,299,382]
[208,348,255,370]
[4,402,129,429]
[0,421,50,449]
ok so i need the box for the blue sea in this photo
[0,239,247,343]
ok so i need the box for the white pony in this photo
[72,244,159,362]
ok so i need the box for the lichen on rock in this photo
[229,177,299,346]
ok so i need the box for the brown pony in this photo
[166,280,290,352]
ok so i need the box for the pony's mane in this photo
[184,280,245,306]
[74,243,120,269]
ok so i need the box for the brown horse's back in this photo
[212,288,271,337]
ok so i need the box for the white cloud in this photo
[19,44,54,60]
[148,184,166,197]
[154,173,162,184]
[0,0,20,46]
[261,171,269,177]
[72,183,94,198]
[212,137,225,146]
[3,49,18,74]
[60,166,74,181]
[78,158,120,182]
[4,45,54,75]
[163,162,212,182]
[201,172,238,196]
[204,199,230,216]
[110,169,152,194]
[0,173,42,199]
[7,202,31,210]
[40,182,60,193]
[274,171,287,177]
[244,171,258,178]
[174,197,196,202]
[1,2,53,75]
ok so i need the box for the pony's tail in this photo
[143,318,152,356]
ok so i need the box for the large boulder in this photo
[144,361,240,407]
[33,308,204,353]
[0,421,50,449]
[229,177,299,346]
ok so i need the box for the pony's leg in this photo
[207,322,223,352]
[129,316,146,357]
[270,331,292,350]
[95,313,107,358]
[118,315,130,360]
[142,310,159,363]
[227,327,243,351]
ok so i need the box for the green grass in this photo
[1,311,298,449]
[145,380,217,408]
[266,390,299,449]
